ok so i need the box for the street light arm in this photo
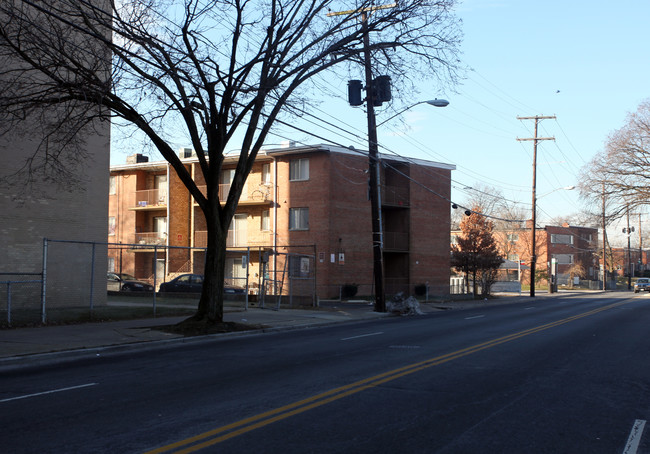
[376,99,449,127]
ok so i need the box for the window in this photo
[262,164,271,185]
[553,254,573,265]
[108,216,116,236]
[261,210,270,231]
[507,233,519,242]
[108,257,115,273]
[550,234,573,244]
[507,254,519,262]
[109,175,116,195]
[289,207,309,230]
[290,158,309,181]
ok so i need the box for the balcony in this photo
[194,231,272,248]
[131,232,166,249]
[382,185,409,207]
[383,231,409,251]
[130,189,167,210]
[194,184,273,206]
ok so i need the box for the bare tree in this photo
[0,0,462,326]
[579,99,650,221]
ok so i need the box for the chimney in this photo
[281,140,296,149]
[126,153,148,164]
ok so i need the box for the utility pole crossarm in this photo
[327,3,398,17]
[517,137,555,142]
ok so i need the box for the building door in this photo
[225,257,246,287]
[153,258,165,282]
[153,216,167,244]
[154,174,167,204]
[228,214,247,247]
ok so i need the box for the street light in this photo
[377,99,450,127]
[530,185,575,297]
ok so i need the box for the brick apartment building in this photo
[109,143,455,300]
[607,247,648,277]
[453,221,599,286]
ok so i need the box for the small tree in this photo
[566,263,586,288]
[451,206,504,298]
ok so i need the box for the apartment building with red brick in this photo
[108,143,455,300]
[455,221,599,285]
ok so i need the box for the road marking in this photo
[341,332,383,341]
[623,419,646,454]
[524,307,535,310]
[0,383,98,403]
[464,315,485,320]
[144,300,629,454]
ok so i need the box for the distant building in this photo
[453,221,599,287]
[108,143,455,300]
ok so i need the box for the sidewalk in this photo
[0,294,537,370]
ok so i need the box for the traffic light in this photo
[348,80,363,106]
[374,75,391,105]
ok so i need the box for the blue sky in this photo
[111,0,650,231]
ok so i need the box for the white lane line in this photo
[524,307,535,310]
[0,383,98,403]
[464,315,485,320]
[623,419,646,454]
[341,332,384,341]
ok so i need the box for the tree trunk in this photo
[194,208,228,324]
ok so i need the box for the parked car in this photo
[107,273,154,292]
[159,274,204,293]
[634,278,650,293]
[159,274,246,294]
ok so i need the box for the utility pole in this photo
[626,206,632,290]
[639,213,643,273]
[602,182,607,291]
[328,3,396,313]
[517,115,555,297]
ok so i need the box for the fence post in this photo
[89,242,96,314]
[41,238,48,324]
[153,245,158,317]
[7,282,11,326]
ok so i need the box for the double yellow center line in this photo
[145,300,628,454]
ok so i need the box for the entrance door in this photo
[225,257,246,287]
[153,216,167,244]
[228,214,247,247]
[154,174,167,204]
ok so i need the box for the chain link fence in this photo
[6,239,319,325]
[0,273,43,327]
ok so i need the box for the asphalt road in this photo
[2,292,650,453]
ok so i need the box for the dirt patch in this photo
[154,319,267,337]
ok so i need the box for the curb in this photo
[0,315,391,373]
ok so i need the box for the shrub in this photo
[341,283,358,298]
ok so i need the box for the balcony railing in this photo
[133,232,166,246]
[133,189,167,208]
[195,184,271,204]
[382,185,409,207]
[194,231,272,248]
[383,231,409,251]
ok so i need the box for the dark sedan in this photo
[159,274,204,293]
[159,274,246,294]
[107,273,154,292]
